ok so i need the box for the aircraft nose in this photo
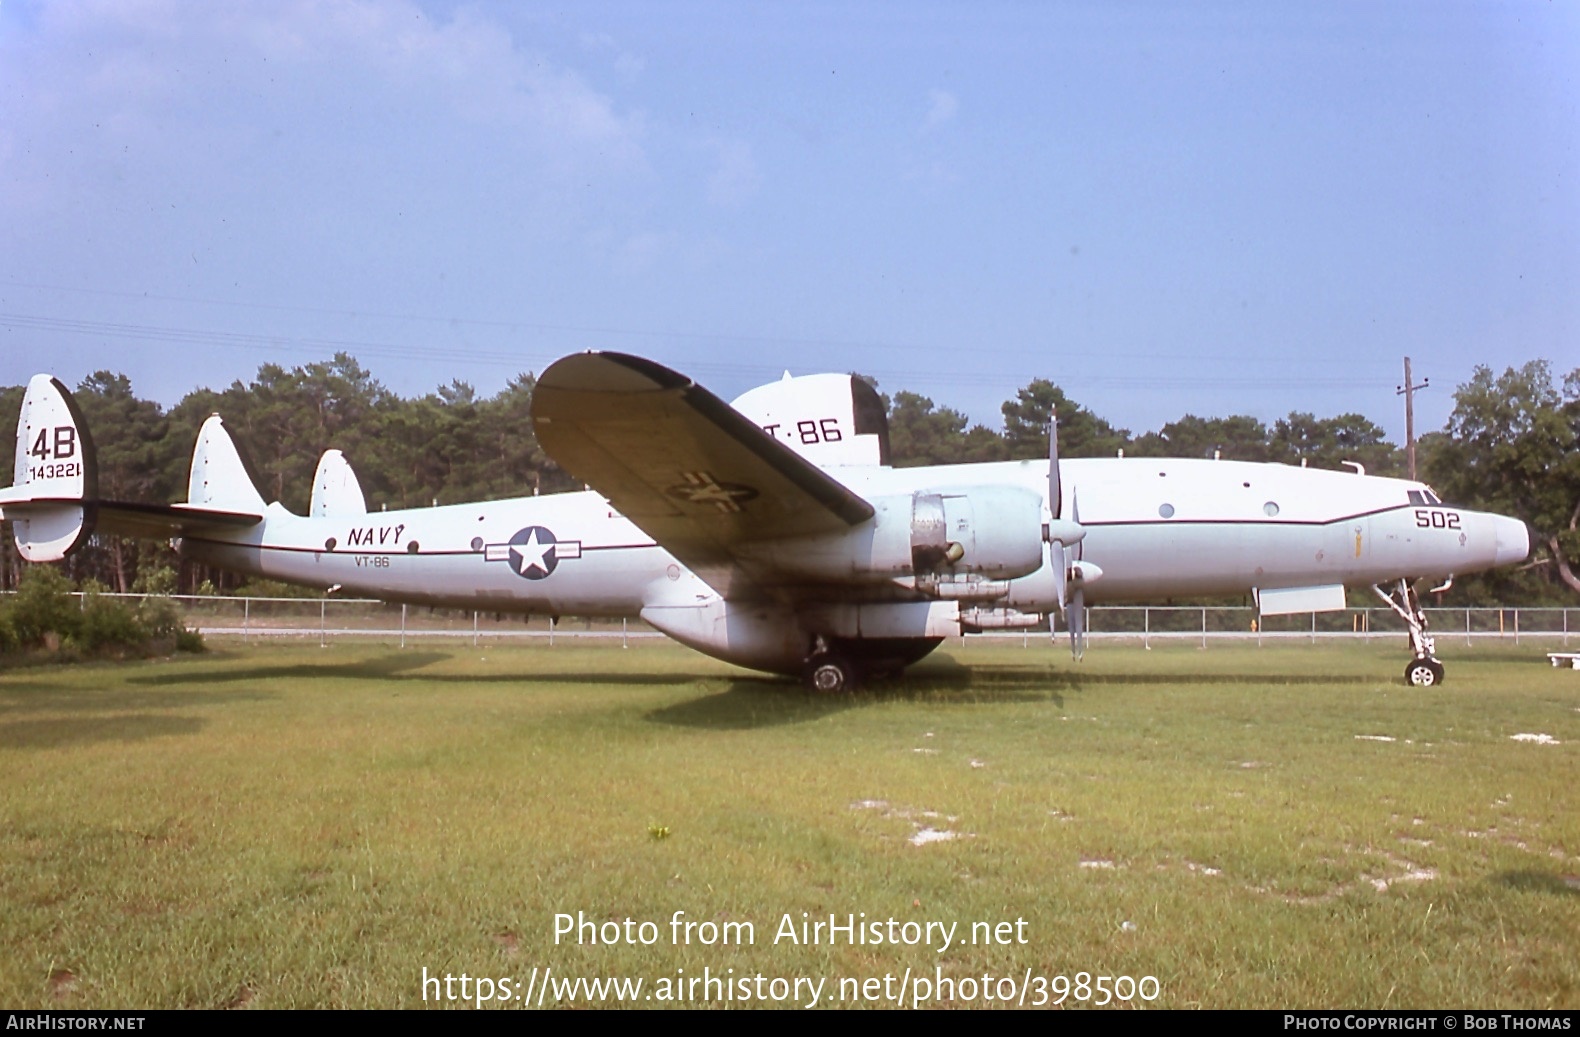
[1493,515,1531,567]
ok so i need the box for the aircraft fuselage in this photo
[180,456,1525,615]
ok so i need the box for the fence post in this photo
[473,610,479,648]
[1514,607,1519,646]
[623,617,629,649]
[244,597,250,642]
[1201,607,1207,650]
[1466,608,1471,648]
[550,616,555,647]
[401,604,407,649]
[1144,607,1150,651]
[320,598,326,648]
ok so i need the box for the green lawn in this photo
[2,640,1576,1008]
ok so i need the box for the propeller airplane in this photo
[1,353,1531,690]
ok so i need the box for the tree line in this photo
[1,354,1575,604]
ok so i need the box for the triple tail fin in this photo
[309,449,367,518]
[186,415,267,515]
[0,375,99,561]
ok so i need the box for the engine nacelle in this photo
[913,486,1045,580]
[736,485,1045,585]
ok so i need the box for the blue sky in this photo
[1,1,1575,444]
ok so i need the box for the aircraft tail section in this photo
[0,374,99,561]
[730,372,891,467]
[2,378,266,560]
[187,415,267,515]
[310,449,367,518]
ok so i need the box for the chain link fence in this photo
[17,594,1574,650]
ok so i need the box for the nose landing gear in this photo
[1373,579,1444,687]
[1403,656,1445,687]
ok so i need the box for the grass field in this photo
[2,639,1577,1009]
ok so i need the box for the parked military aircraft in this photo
[1,353,1530,689]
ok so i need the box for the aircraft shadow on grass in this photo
[119,647,1372,730]
[644,655,1382,730]
[646,661,1076,730]
[127,650,718,689]
[1047,670,1376,688]
[1494,871,1580,898]
[1,682,279,715]
[1,714,207,750]
[126,650,456,686]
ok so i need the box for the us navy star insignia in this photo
[482,526,581,580]
[665,471,759,514]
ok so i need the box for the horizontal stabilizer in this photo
[92,500,263,541]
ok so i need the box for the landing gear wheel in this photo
[804,654,857,694]
[1404,658,1445,687]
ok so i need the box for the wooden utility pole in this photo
[1396,357,1429,480]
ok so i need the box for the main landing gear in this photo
[800,636,944,693]
[1372,579,1444,687]
[803,652,857,694]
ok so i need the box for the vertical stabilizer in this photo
[187,415,267,514]
[0,374,98,561]
[310,449,368,518]
[730,373,891,466]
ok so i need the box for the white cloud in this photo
[704,139,761,208]
[611,230,727,276]
[579,30,646,79]
[923,88,959,131]
[3,1,649,196]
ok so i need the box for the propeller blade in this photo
[1051,540,1067,617]
[1070,489,1082,562]
[1069,585,1087,661]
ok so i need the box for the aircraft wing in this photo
[532,352,875,597]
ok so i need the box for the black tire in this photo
[804,654,856,694]
[1405,658,1444,687]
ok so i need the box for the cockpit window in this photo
[1423,489,1441,505]
[1407,490,1425,505]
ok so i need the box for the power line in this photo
[0,309,1399,394]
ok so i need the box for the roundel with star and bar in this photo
[482,526,582,580]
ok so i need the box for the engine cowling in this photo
[736,485,1045,585]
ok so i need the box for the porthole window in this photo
[1263,501,1280,517]
[471,537,484,551]
[1158,503,1175,519]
